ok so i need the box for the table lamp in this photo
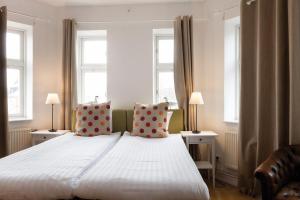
[46,93,60,132]
[189,92,204,134]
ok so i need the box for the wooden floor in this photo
[209,182,255,200]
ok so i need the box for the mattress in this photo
[75,132,210,200]
[0,132,121,200]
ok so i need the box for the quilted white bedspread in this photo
[0,132,121,200]
[75,132,210,200]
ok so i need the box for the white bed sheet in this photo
[75,132,210,200]
[0,132,121,200]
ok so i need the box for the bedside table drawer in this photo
[188,136,212,144]
[34,134,57,141]
[31,130,70,146]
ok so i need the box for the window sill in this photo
[224,120,239,124]
[9,117,33,122]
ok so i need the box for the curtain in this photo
[174,16,199,160]
[0,6,8,158]
[238,0,300,195]
[62,19,77,130]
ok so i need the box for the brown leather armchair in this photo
[254,145,300,200]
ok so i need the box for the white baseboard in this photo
[216,169,238,187]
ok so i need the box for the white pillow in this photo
[166,111,173,131]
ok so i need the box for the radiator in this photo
[224,131,239,170]
[8,128,32,154]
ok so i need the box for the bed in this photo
[0,132,121,200]
[74,132,210,200]
[0,109,209,200]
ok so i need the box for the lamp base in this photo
[192,130,201,134]
[48,129,57,132]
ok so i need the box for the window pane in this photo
[83,71,107,103]
[235,26,241,121]
[82,40,106,64]
[6,32,21,60]
[224,17,240,123]
[7,68,21,115]
[158,71,177,107]
[158,39,174,64]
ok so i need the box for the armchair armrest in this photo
[254,146,300,200]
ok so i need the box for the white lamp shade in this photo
[45,93,60,105]
[189,92,204,105]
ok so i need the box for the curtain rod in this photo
[7,10,52,23]
[77,18,208,24]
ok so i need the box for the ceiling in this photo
[35,0,203,7]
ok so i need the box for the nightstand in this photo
[181,131,218,188]
[31,130,70,146]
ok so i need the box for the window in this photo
[77,30,107,104]
[7,21,33,121]
[224,17,240,123]
[153,29,177,108]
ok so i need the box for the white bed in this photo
[75,132,210,200]
[0,132,121,200]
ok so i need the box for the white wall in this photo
[199,0,241,184]
[64,2,206,109]
[0,0,63,130]
[200,0,240,132]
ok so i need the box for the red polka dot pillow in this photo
[132,102,169,138]
[75,101,112,136]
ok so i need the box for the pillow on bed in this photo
[75,101,112,136]
[132,102,169,138]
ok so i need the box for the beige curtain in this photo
[62,19,77,130]
[239,0,300,195]
[0,6,8,158]
[174,16,198,160]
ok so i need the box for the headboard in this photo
[72,109,184,133]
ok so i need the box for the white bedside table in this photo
[181,131,218,188]
[31,130,70,146]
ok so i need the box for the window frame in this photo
[153,34,176,106]
[224,17,240,123]
[77,32,107,104]
[235,25,241,121]
[7,22,32,121]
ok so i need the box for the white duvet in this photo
[75,132,210,200]
[0,132,121,200]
